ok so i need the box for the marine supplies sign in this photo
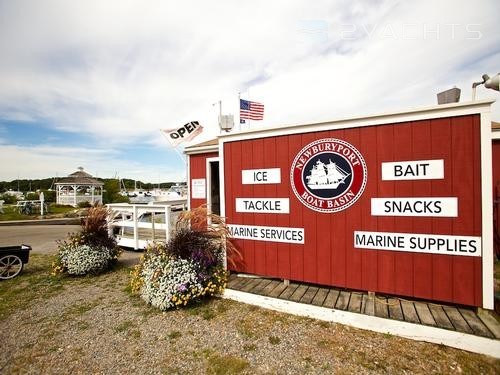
[290,138,367,213]
[354,231,481,257]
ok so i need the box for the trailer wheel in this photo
[0,255,24,280]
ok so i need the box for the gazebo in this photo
[55,167,103,207]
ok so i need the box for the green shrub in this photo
[52,205,120,276]
[0,193,17,204]
[25,192,39,200]
[111,195,129,203]
[77,201,92,208]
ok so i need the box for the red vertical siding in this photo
[288,135,304,281]
[429,118,452,302]
[263,137,278,277]
[376,125,396,294]
[343,128,362,290]
[222,114,483,306]
[189,152,218,210]
[392,123,414,296]
[359,126,378,291]
[276,136,291,279]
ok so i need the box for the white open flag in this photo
[161,121,203,147]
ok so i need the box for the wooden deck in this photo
[227,274,500,340]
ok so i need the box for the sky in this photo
[0,0,499,183]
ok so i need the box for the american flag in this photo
[240,99,264,121]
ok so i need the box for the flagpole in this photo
[238,92,241,132]
[212,100,223,134]
[159,129,185,163]
[247,88,251,129]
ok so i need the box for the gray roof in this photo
[55,167,103,186]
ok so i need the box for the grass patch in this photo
[268,336,281,345]
[186,300,217,320]
[129,328,141,338]
[61,300,99,319]
[0,254,66,321]
[114,320,141,338]
[49,205,77,215]
[235,318,255,338]
[76,321,90,331]
[167,331,182,340]
[206,352,250,375]
[242,343,257,352]
[0,204,76,221]
[0,205,37,221]
[318,320,331,328]
[114,320,136,333]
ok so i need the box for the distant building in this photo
[55,167,103,207]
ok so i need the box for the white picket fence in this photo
[107,200,187,250]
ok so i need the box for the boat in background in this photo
[120,182,187,204]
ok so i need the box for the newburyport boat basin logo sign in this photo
[290,138,367,213]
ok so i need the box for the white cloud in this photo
[0,144,185,182]
[0,0,498,180]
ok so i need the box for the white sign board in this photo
[371,197,457,217]
[228,224,304,244]
[354,231,481,257]
[242,168,281,184]
[235,198,289,214]
[191,179,206,199]
[382,159,444,180]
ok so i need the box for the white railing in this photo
[58,195,102,206]
[107,201,187,250]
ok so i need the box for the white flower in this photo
[140,256,203,311]
[60,244,114,275]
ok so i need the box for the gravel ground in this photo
[1,255,499,374]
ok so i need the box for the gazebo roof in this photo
[55,167,103,186]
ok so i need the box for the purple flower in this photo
[192,249,216,269]
[177,283,188,293]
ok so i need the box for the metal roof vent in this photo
[437,87,461,105]
[219,114,234,132]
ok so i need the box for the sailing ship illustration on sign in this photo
[306,159,350,189]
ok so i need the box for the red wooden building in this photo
[185,99,496,309]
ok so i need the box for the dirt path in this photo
[0,255,499,374]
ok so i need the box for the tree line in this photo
[0,178,179,193]
[0,178,182,204]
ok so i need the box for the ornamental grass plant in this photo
[131,206,241,310]
[52,205,121,276]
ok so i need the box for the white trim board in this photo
[223,289,500,359]
[480,111,494,309]
[184,145,219,155]
[206,156,220,216]
[219,99,494,143]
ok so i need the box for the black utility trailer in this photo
[0,245,32,280]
